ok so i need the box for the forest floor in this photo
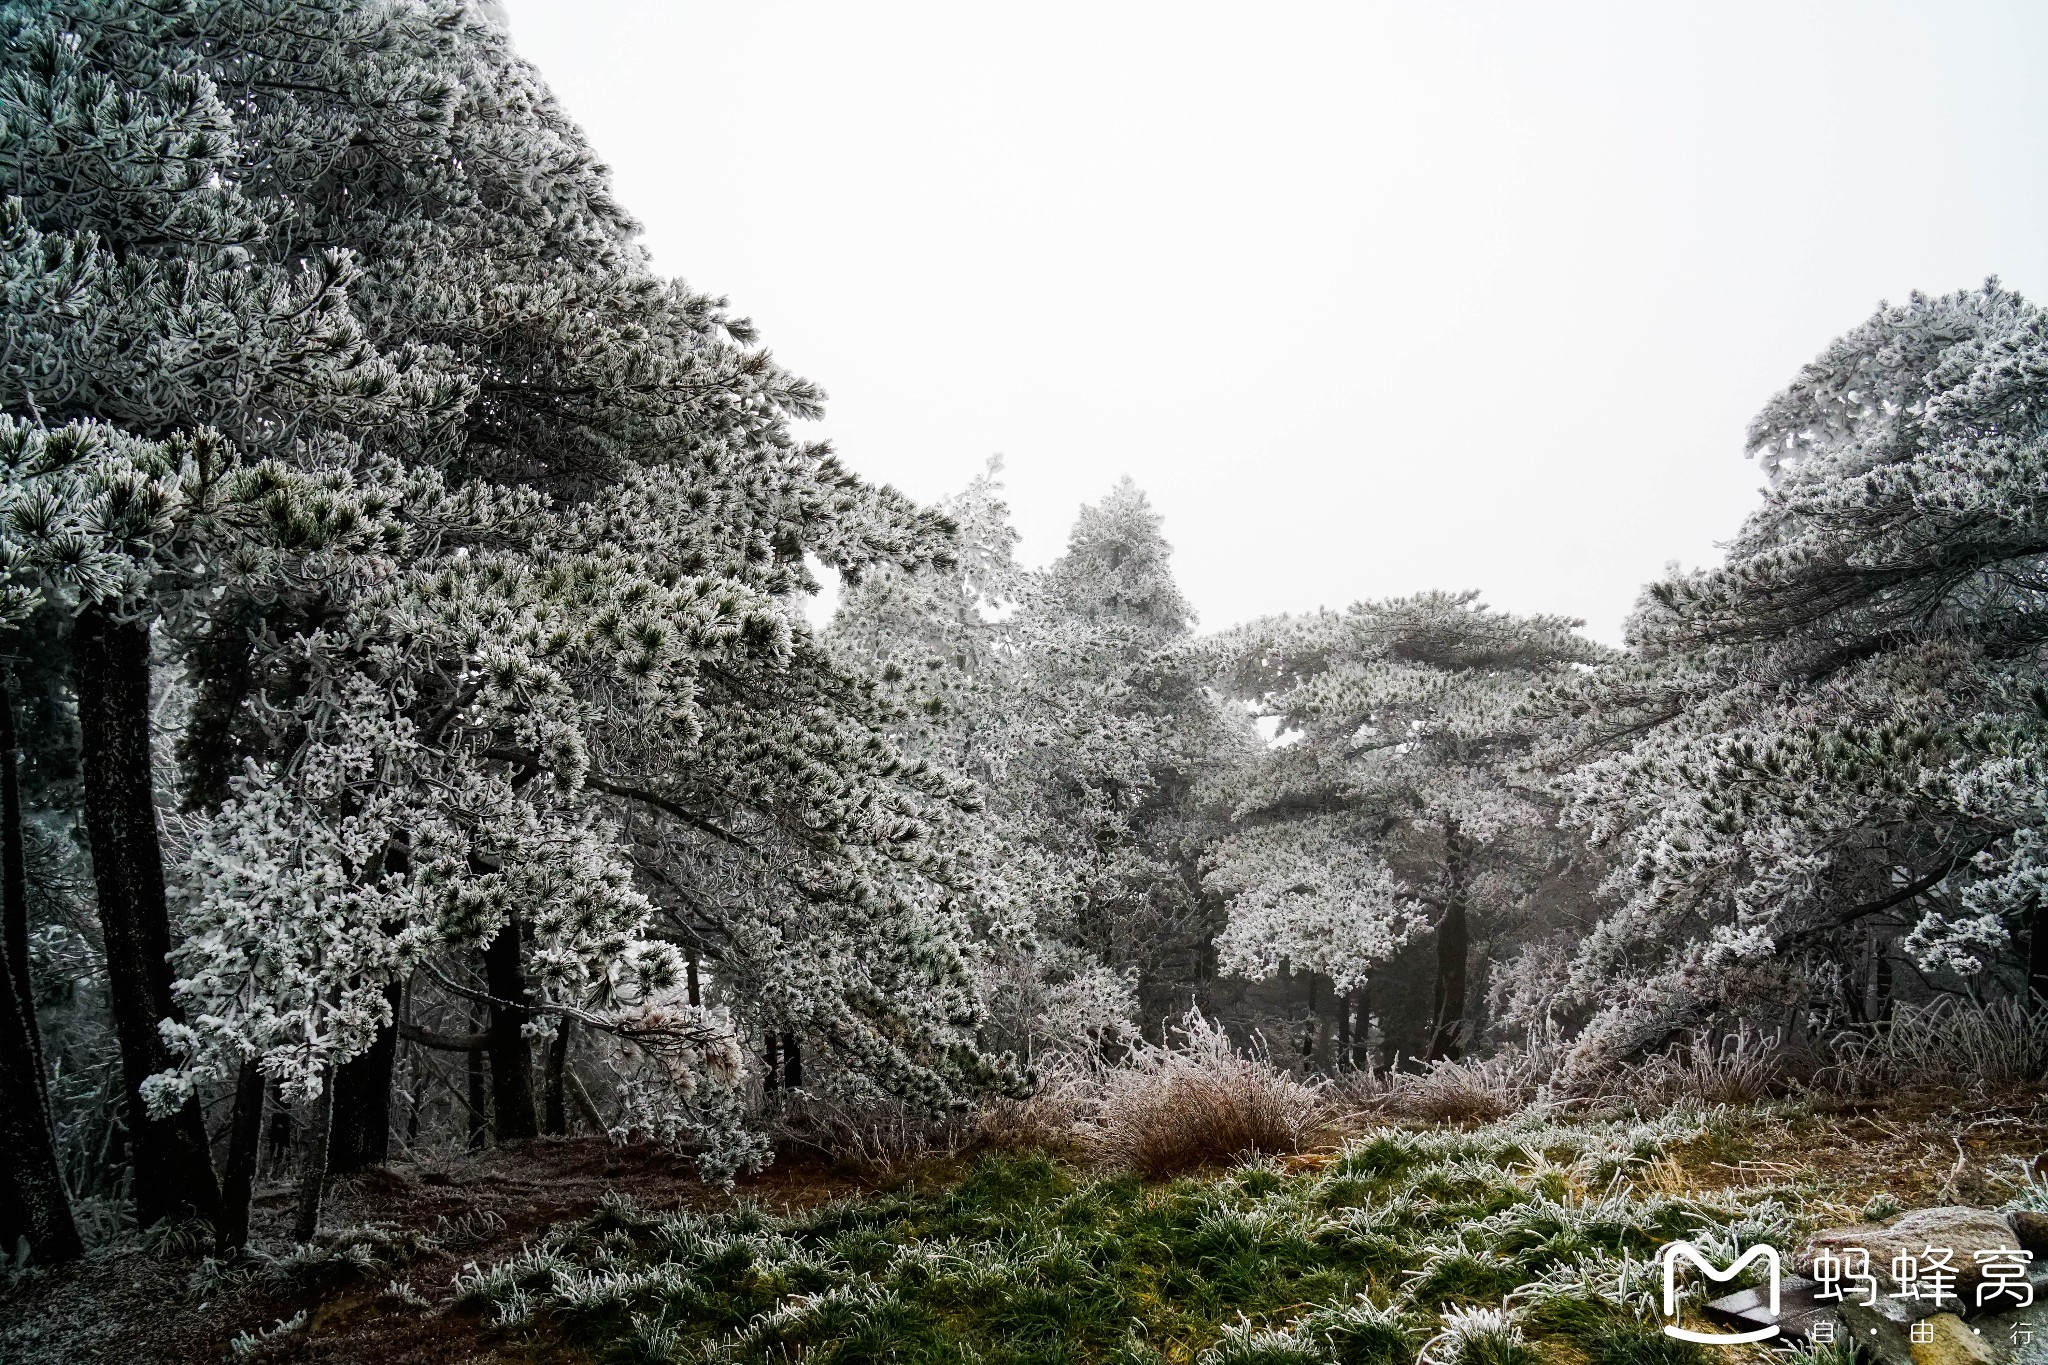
[5,1089,2048,1365]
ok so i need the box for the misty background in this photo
[510,1,2046,640]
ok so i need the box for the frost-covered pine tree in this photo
[1547,282,2048,1075]
[0,0,445,1225]
[829,464,1201,1058]
[1202,592,1608,1060]
[991,480,1251,1035]
[1,0,1006,1240]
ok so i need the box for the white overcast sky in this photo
[506,2,2048,643]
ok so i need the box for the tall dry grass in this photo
[1629,1023,1783,1105]
[773,1095,974,1178]
[961,998,2048,1179]
[983,1011,1330,1176]
[1826,998,2048,1093]
[1334,1054,1543,1123]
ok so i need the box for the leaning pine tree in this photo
[1546,281,2048,1076]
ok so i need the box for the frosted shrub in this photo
[976,1054,1095,1156]
[774,1092,974,1176]
[1085,1010,1329,1176]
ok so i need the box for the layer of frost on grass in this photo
[446,1105,1808,1364]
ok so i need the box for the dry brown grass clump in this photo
[1082,1012,1329,1177]
[1329,1053,1543,1124]
[1630,1023,1783,1104]
[1384,1055,1539,1123]
[771,1095,975,1179]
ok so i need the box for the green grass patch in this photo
[450,1110,1806,1364]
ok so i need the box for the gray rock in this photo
[1966,1297,2048,1364]
[1909,1313,2000,1365]
[1845,1297,2048,1365]
[1802,1207,2026,1299]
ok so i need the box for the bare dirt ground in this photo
[5,1091,2048,1365]
[0,1136,869,1365]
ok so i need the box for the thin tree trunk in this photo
[1335,987,1353,1072]
[216,1060,264,1254]
[0,764,79,1263]
[686,953,700,1007]
[569,1071,605,1134]
[0,668,79,1263]
[73,604,221,1227]
[482,917,538,1141]
[405,1047,422,1147]
[293,1080,334,1244]
[782,1030,801,1090]
[543,1017,571,1137]
[1352,978,1374,1072]
[1426,823,1470,1062]
[763,1027,781,1099]
[263,1079,292,1177]
[327,980,400,1174]
[2,673,38,1067]
[466,1002,488,1150]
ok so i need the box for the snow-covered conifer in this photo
[1,0,1006,1217]
[1548,282,2048,1073]
[1202,592,1608,1059]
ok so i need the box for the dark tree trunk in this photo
[330,844,410,1173]
[1352,979,1374,1072]
[2,674,37,1063]
[327,980,401,1174]
[1335,987,1353,1071]
[293,1080,333,1244]
[465,1004,488,1150]
[763,1027,781,1098]
[216,1060,264,1254]
[1426,824,1470,1062]
[781,1031,801,1090]
[482,920,537,1140]
[686,953,700,1007]
[0,968,80,1262]
[543,1017,571,1137]
[73,605,221,1227]
[0,688,80,1262]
